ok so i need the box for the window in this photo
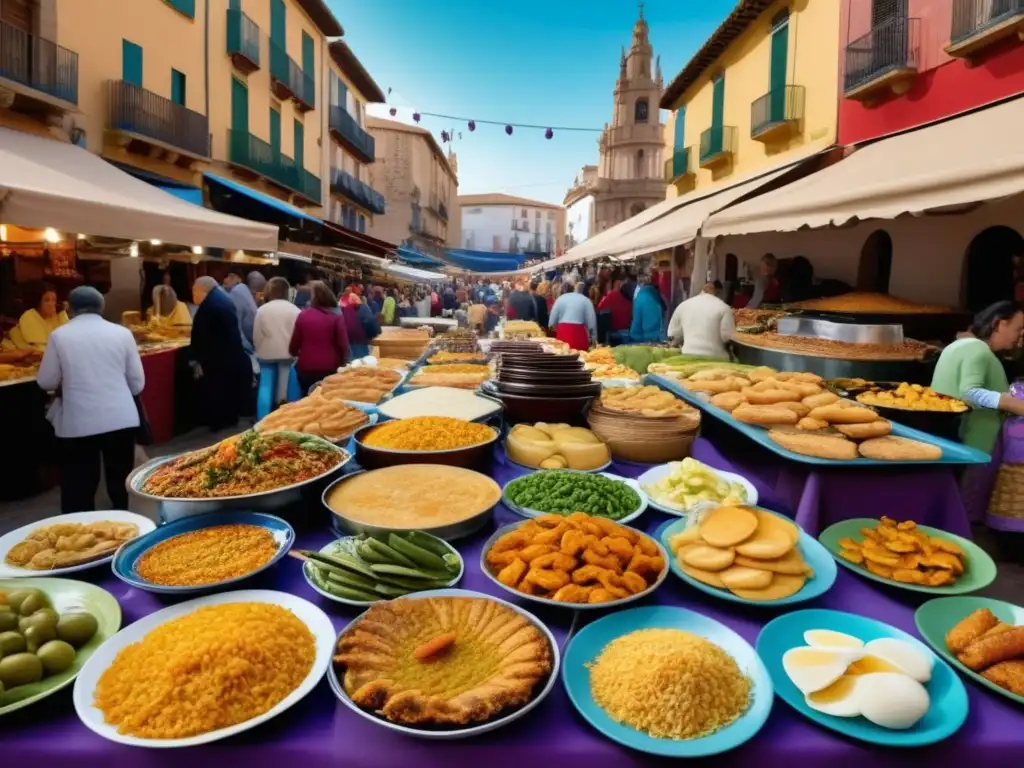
[635,98,649,123]
[535,210,541,218]
[521,208,527,218]
[712,73,725,129]
[165,0,195,19]
[301,31,315,75]
[269,107,281,153]
[294,119,304,170]
[466,207,483,214]
[122,40,143,87]
[358,214,366,233]
[673,105,686,151]
[769,9,789,120]
[547,211,556,220]
[635,148,645,178]
[171,69,186,106]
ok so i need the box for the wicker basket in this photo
[988,463,1024,520]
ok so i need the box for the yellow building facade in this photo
[661,0,840,199]
[51,0,349,213]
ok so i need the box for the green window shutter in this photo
[711,74,725,128]
[301,32,314,74]
[171,69,186,106]
[335,74,348,110]
[228,0,240,9]
[270,0,285,44]
[294,120,304,170]
[167,0,195,18]
[769,11,789,123]
[122,40,143,87]
[673,106,686,150]
[231,77,249,133]
[269,107,281,156]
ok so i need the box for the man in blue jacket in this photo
[630,281,666,343]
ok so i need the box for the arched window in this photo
[962,225,1024,311]
[635,98,649,123]
[857,230,893,295]
[635,148,645,178]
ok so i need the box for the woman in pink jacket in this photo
[288,281,351,394]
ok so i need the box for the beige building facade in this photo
[366,116,459,256]
[458,193,565,256]
[566,9,666,238]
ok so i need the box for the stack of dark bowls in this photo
[482,343,601,424]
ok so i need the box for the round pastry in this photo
[835,420,893,440]
[335,596,552,727]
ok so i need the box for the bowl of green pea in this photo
[501,469,649,525]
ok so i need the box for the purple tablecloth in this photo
[692,421,973,539]
[2,449,1015,767]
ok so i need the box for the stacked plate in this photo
[481,349,600,424]
[588,403,700,463]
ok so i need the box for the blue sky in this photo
[327,0,736,205]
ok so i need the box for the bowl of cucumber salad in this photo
[296,531,463,605]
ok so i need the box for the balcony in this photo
[699,125,737,169]
[0,19,78,110]
[947,0,1024,58]
[427,193,449,221]
[438,201,449,221]
[227,129,321,205]
[663,147,693,183]
[269,39,314,111]
[844,16,920,101]
[330,168,386,215]
[328,105,375,164]
[226,8,260,74]
[751,84,805,142]
[107,80,209,165]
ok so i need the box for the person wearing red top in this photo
[289,281,351,394]
[597,276,634,345]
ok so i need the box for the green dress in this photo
[931,337,1008,453]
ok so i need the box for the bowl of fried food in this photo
[256,390,371,443]
[661,506,836,605]
[853,383,968,442]
[480,513,668,609]
[820,516,997,594]
[914,597,1024,704]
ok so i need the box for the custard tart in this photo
[334,596,552,727]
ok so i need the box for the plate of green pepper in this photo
[296,531,464,606]
[502,469,649,525]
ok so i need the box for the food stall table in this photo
[138,345,183,445]
[1,448,1015,767]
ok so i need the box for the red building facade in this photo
[838,0,1024,145]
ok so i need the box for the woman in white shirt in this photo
[36,286,145,513]
[253,277,301,407]
[666,282,735,360]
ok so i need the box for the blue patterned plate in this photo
[111,511,294,593]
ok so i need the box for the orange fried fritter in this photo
[519,544,558,562]
[601,536,635,564]
[582,548,621,571]
[627,552,666,580]
[572,564,615,585]
[491,530,529,554]
[525,566,570,592]
[497,558,528,588]
[486,549,522,568]
[551,584,593,603]
[839,548,865,565]
[958,626,1024,671]
[588,588,617,604]
[619,571,648,594]
[530,552,578,571]
[534,514,566,529]
[533,523,571,546]
[982,660,1024,696]
[945,608,998,654]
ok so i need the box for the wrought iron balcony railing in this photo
[844,15,920,95]
[699,125,737,167]
[228,129,321,204]
[329,105,375,164]
[0,19,78,105]
[750,84,805,139]
[330,168,385,214]
[108,80,209,158]
[226,8,260,73]
[663,147,692,181]
[269,38,314,110]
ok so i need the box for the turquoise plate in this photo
[656,511,837,606]
[562,605,773,757]
[756,608,969,746]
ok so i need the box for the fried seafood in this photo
[334,596,552,727]
[957,626,1024,671]
[945,608,1024,697]
[837,516,967,587]
[982,660,1024,696]
[484,514,665,604]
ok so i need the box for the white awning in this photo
[532,145,829,271]
[0,128,278,251]
[703,97,1024,237]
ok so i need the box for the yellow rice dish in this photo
[587,628,751,740]
[361,416,495,451]
[94,603,315,739]
[135,524,278,586]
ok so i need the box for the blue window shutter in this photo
[270,0,285,44]
[673,106,686,151]
[122,40,143,87]
[301,32,314,74]
[171,69,186,106]
[293,120,304,170]
[358,215,366,233]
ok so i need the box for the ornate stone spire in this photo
[656,54,662,87]
[620,46,627,78]
[632,1,649,50]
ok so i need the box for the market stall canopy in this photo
[703,97,1024,238]
[443,248,524,273]
[0,128,278,251]
[397,245,445,267]
[603,158,824,260]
